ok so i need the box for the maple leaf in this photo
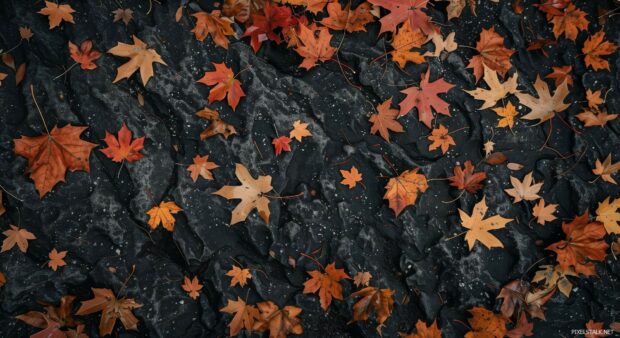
[504,172,543,203]
[253,301,303,338]
[369,0,434,35]
[496,279,528,319]
[112,8,133,25]
[582,30,618,71]
[399,69,455,128]
[289,120,312,142]
[596,197,620,234]
[76,288,142,336]
[586,89,604,109]
[577,109,617,128]
[546,65,573,87]
[459,196,512,250]
[182,276,203,300]
[48,248,67,271]
[1,225,36,253]
[467,27,516,82]
[303,262,351,310]
[38,1,75,29]
[243,2,295,52]
[68,40,102,70]
[465,307,507,338]
[197,62,246,111]
[16,295,82,337]
[427,124,455,154]
[223,0,264,23]
[187,155,219,182]
[515,76,570,124]
[19,27,34,41]
[390,20,426,68]
[448,160,487,193]
[14,124,97,197]
[226,265,252,287]
[400,319,442,338]
[424,32,458,58]
[532,199,558,225]
[146,201,182,231]
[213,163,273,225]
[550,4,589,41]
[493,102,518,129]
[442,0,477,20]
[349,286,394,334]
[196,108,237,140]
[191,11,235,49]
[100,122,145,163]
[506,314,534,338]
[531,264,577,298]
[384,168,428,217]
[534,0,570,17]
[294,24,337,70]
[272,136,292,155]
[0,272,5,287]
[592,154,620,184]
[305,0,332,14]
[369,98,404,142]
[220,297,260,336]
[465,65,519,110]
[585,320,609,338]
[340,166,363,189]
[353,271,372,287]
[546,212,609,276]
[320,2,374,33]
[108,35,167,86]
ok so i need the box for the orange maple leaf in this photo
[320,2,375,33]
[187,155,219,182]
[68,40,102,70]
[272,136,292,155]
[369,98,404,142]
[226,265,252,287]
[592,154,620,184]
[448,160,487,193]
[14,122,97,198]
[400,319,442,338]
[76,288,142,336]
[220,297,260,336]
[1,225,36,253]
[48,249,67,271]
[340,166,363,189]
[390,20,426,69]
[197,63,246,111]
[100,122,145,163]
[146,201,182,231]
[353,271,372,287]
[384,168,428,217]
[38,1,75,29]
[182,276,203,300]
[303,262,351,310]
[532,199,558,225]
[582,30,618,71]
[253,301,303,337]
[190,11,235,49]
[399,69,455,128]
[550,4,588,41]
[108,35,167,86]
[546,65,573,87]
[294,24,337,70]
[467,27,516,82]
[368,0,435,35]
[289,120,312,142]
[427,124,455,154]
[349,286,394,334]
[465,307,507,338]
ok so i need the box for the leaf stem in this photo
[29,84,50,135]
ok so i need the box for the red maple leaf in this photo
[368,0,435,35]
[448,160,487,193]
[398,69,455,128]
[100,122,145,163]
[272,136,292,155]
[242,2,296,53]
[196,62,245,111]
[68,40,101,70]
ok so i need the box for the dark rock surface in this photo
[0,0,619,337]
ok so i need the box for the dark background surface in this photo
[0,0,619,337]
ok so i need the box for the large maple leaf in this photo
[550,4,588,41]
[303,262,351,311]
[515,76,570,123]
[14,124,97,197]
[197,63,246,111]
[582,30,618,71]
[220,297,260,336]
[349,287,394,334]
[213,163,273,225]
[467,27,516,82]
[390,20,427,69]
[294,24,337,70]
[253,301,303,338]
[546,212,609,276]
[75,288,142,336]
[100,122,145,163]
[242,2,295,52]
[368,0,434,35]
[399,69,455,128]
[448,160,487,193]
[384,168,428,217]
[459,197,512,250]
[465,64,519,110]
[191,11,235,49]
[38,1,75,29]
[108,35,167,86]
[368,98,404,142]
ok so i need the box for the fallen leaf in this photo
[582,30,618,71]
[483,140,495,157]
[0,192,5,216]
[223,0,262,23]
[532,199,558,225]
[442,0,477,20]
[340,166,363,189]
[550,4,589,41]
[242,2,295,52]
[531,264,577,298]
[182,276,203,300]
[112,8,134,25]
[369,98,404,142]
[467,27,516,82]
[16,295,81,337]
[76,288,142,336]
[146,201,182,231]
[595,197,620,234]
[515,76,570,123]
[191,11,235,49]
[294,24,337,70]
[427,124,455,154]
[289,120,312,142]
[506,314,534,338]
[546,212,608,276]
[48,248,67,271]
[399,69,455,128]
[466,65,519,110]
[226,265,252,287]
[592,154,620,184]
[384,168,428,216]
[586,89,604,108]
[390,20,426,68]
[585,320,609,338]
[423,32,458,58]
[492,102,519,129]
[38,1,75,29]
[497,280,528,318]
[1,225,36,253]
[353,271,372,287]
[14,124,97,197]
[368,0,434,35]
[196,108,238,140]
[196,62,246,111]
[534,0,570,16]
[100,122,145,163]
[220,297,260,336]
[465,307,507,338]
[213,163,273,225]
[254,301,303,337]
[349,286,394,334]
[546,65,573,87]
[305,0,332,14]
[303,262,351,310]
[448,160,487,193]
[320,1,374,33]
[108,35,167,86]
[19,26,34,41]
[272,136,292,155]
[459,196,512,250]
[504,171,543,203]
[485,152,507,165]
[68,40,102,70]
[187,155,219,182]
[576,109,617,127]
